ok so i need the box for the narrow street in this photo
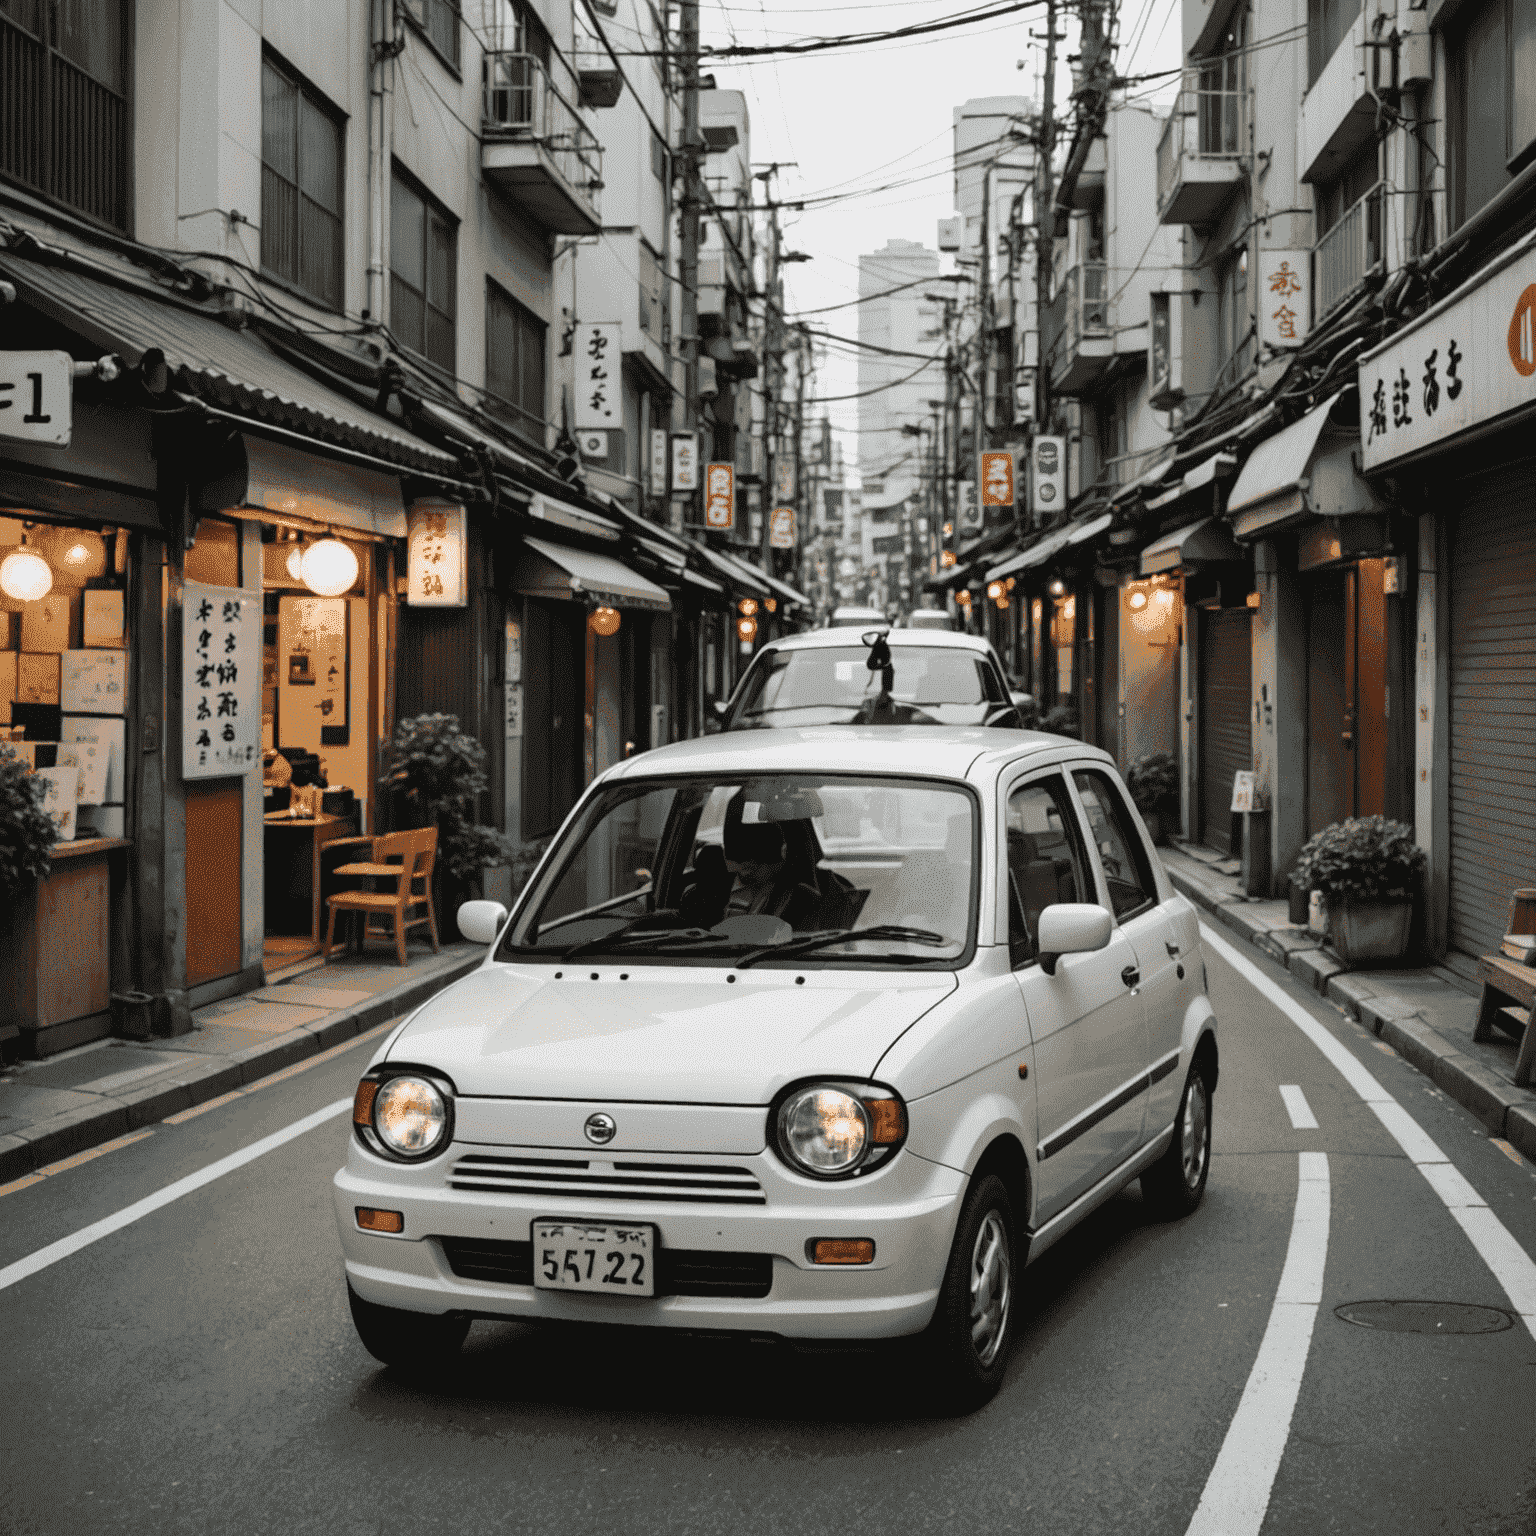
[4,928,1532,1536]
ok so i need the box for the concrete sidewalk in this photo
[0,941,483,1185]
[1163,842,1536,1163]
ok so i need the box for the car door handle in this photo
[1165,941,1181,958]
[1121,965,1141,989]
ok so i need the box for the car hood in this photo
[387,963,959,1102]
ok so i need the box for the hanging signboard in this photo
[980,450,1015,507]
[704,462,735,530]
[670,433,699,491]
[504,620,523,741]
[1031,436,1066,513]
[575,322,621,430]
[769,507,796,549]
[648,428,668,496]
[183,580,261,779]
[774,459,796,502]
[407,501,467,607]
[956,480,981,533]
[1258,251,1309,350]
[0,350,71,446]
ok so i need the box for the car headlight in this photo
[773,1081,907,1179]
[353,1071,453,1161]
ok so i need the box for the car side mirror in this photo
[705,699,729,734]
[1010,691,1034,710]
[458,900,509,946]
[1037,903,1113,976]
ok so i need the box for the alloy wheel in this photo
[1181,1074,1210,1191]
[969,1210,1012,1367]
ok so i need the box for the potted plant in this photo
[1127,750,1179,845]
[0,752,59,1057]
[1040,704,1081,739]
[1291,815,1426,963]
[379,714,514,937]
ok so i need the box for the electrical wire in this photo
[703,0,1044,57]
[810,354,945,402]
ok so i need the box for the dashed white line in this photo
[1185,1153,1331,1536]
[1278,1084,1318,1130]
[1200,921,1536,1341]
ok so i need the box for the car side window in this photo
[1072,769,1157,921]
[1005,777,1089,968]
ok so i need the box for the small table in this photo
[263,812,357,955]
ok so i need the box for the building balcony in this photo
[1043,262,1114,396]
[1156,75,1246,227]
[1314,181,1384,322]
[482,52,603,236]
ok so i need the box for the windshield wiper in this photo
[735,924,950,969]
[558,910,680,960]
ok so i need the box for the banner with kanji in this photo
[183,581,260,779]
[705,462,735,530]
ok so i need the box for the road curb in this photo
[1168,867,1536,1150]
[0,952,481,1185]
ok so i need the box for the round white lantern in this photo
[0,546,54,603]
[286,543,306,581]
[300,538,358,597]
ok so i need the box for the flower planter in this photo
[1328,898,1412,964]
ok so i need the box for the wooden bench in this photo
[1473,889,1536,1087]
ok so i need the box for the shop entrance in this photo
[1197,605,1251,852]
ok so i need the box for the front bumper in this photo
[333,1138,967,1341]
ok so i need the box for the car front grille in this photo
[447,1153,767,1206]
[437,1237,774,1299]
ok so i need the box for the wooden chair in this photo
[1472,888,1536,1087]
[323,827,440,967]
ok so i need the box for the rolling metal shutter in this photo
[1448,472,1536,962]
[1199,608,1252,853]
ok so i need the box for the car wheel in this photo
[1141,1062,1213,1220]
[918,1173,1016,1412]
[348,1283,470,1371]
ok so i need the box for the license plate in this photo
[532,1220,655,1298]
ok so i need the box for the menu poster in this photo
[17,652,60,705]
[183,580,261,779]
[83,589,126,647]
[61,649,127,714]
[277,595,348,751]
[63,715,125,803]
[35,764,79,841]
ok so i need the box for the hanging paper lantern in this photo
[589,605,621,637]
[0,546,53,602]
[300,538,359,597]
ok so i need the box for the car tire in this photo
[347,1283,471,1371]
[1141,1062,1213,1220]
[917,1173,1017,1413]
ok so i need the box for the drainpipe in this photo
[367,0,400,332]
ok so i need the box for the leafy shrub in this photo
[1293,816,1426,904]
[380,714,513,883]
[1127,750,1179,813]
[0,753,56,900]
[1040,704,1081,739]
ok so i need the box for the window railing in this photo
[1043,261,1112,371]
[482,51,602,211]
[1313,180,1383,321]
[1156,70,1247,211]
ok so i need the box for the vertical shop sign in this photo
[183,580,260,778]
[774,459,795,502]
[504,620,523,741]
[575,322,622,429]
[980,450,1015,507]
[1031,436,1066,516]
[1258,252,1309,349]
[769,507,797,549]
[704,462,735,530]
[407,501,467,607]
[648,428,668,496]
[956,480,980,533]
[670,433,699,491]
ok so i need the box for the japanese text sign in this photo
[980,450,1015,507]
[575,322,621,430]
[704,462,735,530]
[1258,252,1309,350]
[1358,237,1536,471]
[769,507,796,549]
[670,433,699,491]
[956,480,980,532]
[0,350,71,446]
[774,459,795,502]
[183,580,260,779]
[648,428,668,496]
[407,501,467,607]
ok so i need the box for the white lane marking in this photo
[1185,1153,1331,1536]
[0,1098,350,1295]
[1279,1085,1318,1130]
[1200,922,1536,1341]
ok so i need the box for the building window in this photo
[1308,0,1361,85]
[0,0,130,229]
[260,55,345,311]
[638,242,664,340]
[392,173,458,373]
[1217,246,1251,378]
[485,280,546,444]
[1451,0,1536,227]
[404,0,461,69]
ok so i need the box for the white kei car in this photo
[335,729,1218,1409]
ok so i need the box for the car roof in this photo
[604,726,1111,784]
[766,627,994,653]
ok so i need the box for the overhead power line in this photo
[702,0,1045,56]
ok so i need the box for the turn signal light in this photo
[352,1079,379,1126]
[811,1238,875,1265]
[355,1207,404,1234]
[864,1097,906,1144]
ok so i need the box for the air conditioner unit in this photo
[937,216,963,252]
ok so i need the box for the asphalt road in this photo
[3,926,1535,1536]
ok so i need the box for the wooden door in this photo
[1307,574,1348,836]
[185,778,243,987]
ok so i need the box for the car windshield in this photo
[730,646,1007,728]
[501,773,977,968]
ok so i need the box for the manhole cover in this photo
[1334,1300,1514,1335]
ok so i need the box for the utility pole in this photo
[1033,0,1058,434]
[757,171,783,567]
[677,0,701,530]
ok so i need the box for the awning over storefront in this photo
[199,434,407,536]
[985,511,1110,582]
[1227,390,1385,539]
[760,569,812,609]
[1108,448,1178,507]
[692,544,772,599]
[526,489,620,542]
[1144,450,1238,513]
[513,536,671,612]
[1140,516,1245,574]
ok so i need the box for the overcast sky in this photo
[705,0,1183,477]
